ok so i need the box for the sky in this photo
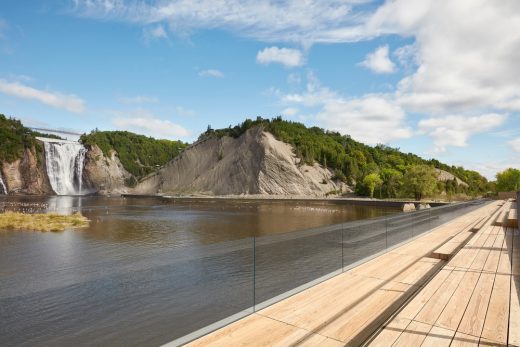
[0,0,519,180]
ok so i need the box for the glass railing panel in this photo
[386,212,415,247]
[412,209,434,237]
[160,237,255,345]
[342,218,387,269]
[254,224,342,307]
[0,234,255,347]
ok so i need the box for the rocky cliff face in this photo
[435,168,469,187]
[0,146,53,195]
[134,128,350,197]
[82,144,132,195]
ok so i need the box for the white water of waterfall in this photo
[38,138,87,195]
[0,174,6,194]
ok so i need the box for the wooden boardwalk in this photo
[184,200,520,346]
[368,200,519,347]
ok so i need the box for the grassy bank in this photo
[0,212,89,232]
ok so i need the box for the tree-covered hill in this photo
[80,130,188,178]
[201,117,492,198]
[0,114,62,164]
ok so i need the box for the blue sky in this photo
[0,1,519,179]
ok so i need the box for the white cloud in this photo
[316,96,412,145]
[370,0,520,114]
[143,24,168,41]
[73,0,520,155]
[71,0,367,44]
[72,1,520,115]
[509,138,520,152]
[281,107,298,117]
[257,46,303,67]
[282,71,338,107]
[198,69,224,78]
[280,73,411,144]
[360,45,395,74]
[112,109,190,138]
[287,73,301,85]
[465,159,520,181]
[117,95,159,104]
[393,44,417,69]
[0,79,85,113]
[418,113,507,153]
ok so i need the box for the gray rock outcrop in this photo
[134,128,349,197]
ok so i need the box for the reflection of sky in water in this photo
[0,196,400,247]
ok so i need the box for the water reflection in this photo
[0,196,401,347]
[0,196,399,246]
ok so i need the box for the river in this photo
[0,196,400,346]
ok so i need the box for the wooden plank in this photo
[320,281,414,343]
[264,275,382,329]
[414,269,465,325]
[507,209,518,228]
[470,232,498,271]
[449,232,492,269]
[350,253,418,281]
[420,325,455,347]
[457,272,496,337]
[496,232,512,275]
[450,331,480,347]
[494,210,507,226]
[513,229,520,276]
[478,337,507,346]
[398,268,453,321]
[259,273,375,322]
[368,317,411,347]
[482,233,504,273]
[391,320,431,347]
[185,314,272,346]
[472,217,487,232]
[451,230,475,243]
[435,269,481,331]
[510,275,520,347]
[432,241,465,260]
[480,274,510,344]
[391,257,442,286]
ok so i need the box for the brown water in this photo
[0,196,400,347]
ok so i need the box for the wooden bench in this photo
[506,209,518,228]
[431,241,468,261]
[471,216,488,232]
[494,210,508,226]
[368,204,519,347]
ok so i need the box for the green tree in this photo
[496,168,520,192]
[381,168,403,198]
[80,131,187,178]
[363,173,383,198]
[402,165,439,200]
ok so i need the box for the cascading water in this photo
[0,173,7,195]
[37,137,87,195]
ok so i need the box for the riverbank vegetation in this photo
[0,211,89,232]
[496,168,520,192]
[201,117,492,200]
[80,130,188,178]
[0,114,63,164]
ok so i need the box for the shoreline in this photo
[0,192,467,207]
[120,193,453,207]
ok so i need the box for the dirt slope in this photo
[134,127,348,196]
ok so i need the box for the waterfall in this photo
[0,173,6,195]
[38,137,87,195]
